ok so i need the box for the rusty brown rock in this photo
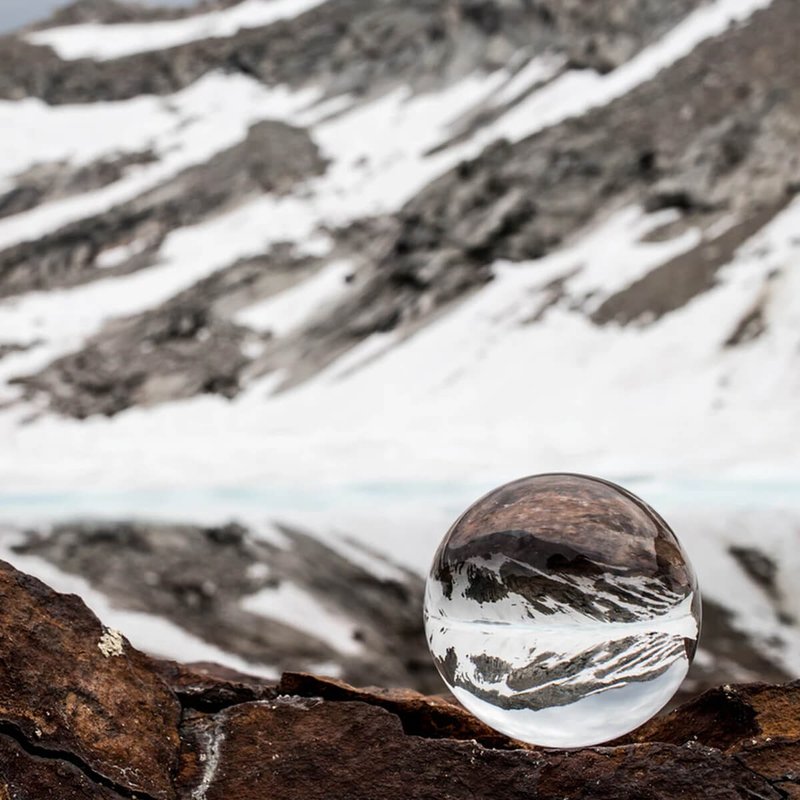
[156,659,277,711]
[277,671,518,748]
[614,683,800,790]
[619,682,800,750]
[0,734,127,800]
[0,557,798,799]
[0,560,181,799]
[178,698,782,800]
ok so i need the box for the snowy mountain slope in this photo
[0,0,798,696]
[0,0,796,487]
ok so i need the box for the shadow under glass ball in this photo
[423,473,701,748]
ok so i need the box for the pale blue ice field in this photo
[1,477,799,520]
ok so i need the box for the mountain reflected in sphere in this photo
[424,473,701,748]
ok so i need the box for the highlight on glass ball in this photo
[423,473,701,749]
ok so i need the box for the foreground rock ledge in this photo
[0,560,798,800]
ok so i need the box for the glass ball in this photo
[424,473,701,748]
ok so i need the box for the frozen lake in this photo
[1,476,799,573]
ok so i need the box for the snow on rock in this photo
[1,193,799,493]
[448,0,776,152]
[0,74,318,250]
[28,0,330,61]
[0,0,796,492]
[242,582,363,657]
[235,260,355,335]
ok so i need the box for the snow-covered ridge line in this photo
[28,0,330,61]
[4,0,773,255]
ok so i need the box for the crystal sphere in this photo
[424,473,701,748]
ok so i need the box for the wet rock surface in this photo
[0,557,798,799]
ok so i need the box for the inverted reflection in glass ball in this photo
[424,473,701,748]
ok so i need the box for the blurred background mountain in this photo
[0,0,798,702]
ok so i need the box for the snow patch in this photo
[235,259,354,335]
[96,238,150,269]
[2,196,800,492]
[29,0,329,61]
[472,0,775,148]
[241,581,363,656]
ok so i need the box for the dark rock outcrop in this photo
[0,150,155,221]
[6,246,326,416]
[0,120,324,299]
[36,0,190,28]
[11,297,262,417]
[37,0,250,29]
[0,342,31,361]
[0,557,798,799]
[359,0,799,338]
[230,0,800,395]
[2,119,326,414]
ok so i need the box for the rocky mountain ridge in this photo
[0,0,795,440]
[0,0,796,481]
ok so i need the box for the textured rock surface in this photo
[0,150,155,222]
[352,0,800,342]
[0,557,798,799]
[0,560,181,799]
